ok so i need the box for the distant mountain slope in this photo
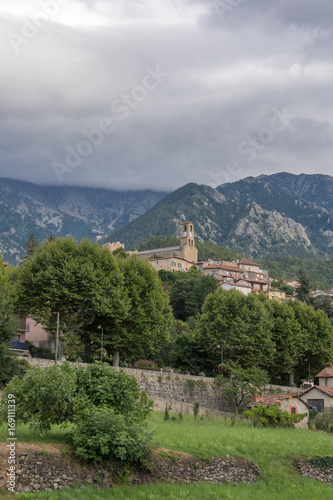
[0,178,167,264]
[104,173,333,259]
[217,173,333,256]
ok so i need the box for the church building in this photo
[137,221,198,271]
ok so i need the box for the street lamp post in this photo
[217,343,223,365]
[97,322,104,362]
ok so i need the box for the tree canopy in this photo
[14,237,172,364]
[195,289,274,371]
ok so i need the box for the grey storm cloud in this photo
[0,0,332,191]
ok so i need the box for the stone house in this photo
[146,256,195,272]
[247,393,310,428]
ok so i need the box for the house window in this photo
[178,263,182,268]
[290,406,297,415]
[307,399,324,412]
[213,260,219,264]
[172,262,176,267]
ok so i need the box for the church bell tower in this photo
[180,221,197,262]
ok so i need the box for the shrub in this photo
[0,363,78,434]
[29,345,54,360]
[193,401,200,419]
[1,362,154,465]
[164,403,170,421]
[0,356,29,389]
[71,407,152,466]
[75,363,153,422]
[242,405,307,428]
[314,411,333,433]
[307,456,333,469]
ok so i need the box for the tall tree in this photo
[263,299,303,385]
[169,271,219,321]
[289,299,333,381]
[104,254,173,364]
[15,237,129,359]
[21,233,39,264]
[195,289,274,371]
[215,362,269,411]
[295,268,312,303]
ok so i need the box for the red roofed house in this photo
[300,363,333,413]
[247,393,310,428]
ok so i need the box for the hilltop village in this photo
[104,221,291,302]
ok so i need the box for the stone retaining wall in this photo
[9,450,261,493]
[295,459,333,483]
[25,359,303,413]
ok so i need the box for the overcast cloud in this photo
[0,0,332,191]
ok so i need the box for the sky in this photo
[0,0,333,191]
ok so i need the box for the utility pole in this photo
[55,312,60,365]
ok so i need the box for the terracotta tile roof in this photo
[247,394,293,407]
[300,385,333,398]
[315,363,333,378]
[247,393,309,407]
[239,258,260,266]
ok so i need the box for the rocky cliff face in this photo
[2,173,332,263]
[105,173,333,258]
[0,179,166,264]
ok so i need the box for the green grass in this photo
[1,413,333,499]
[0,422,72,445]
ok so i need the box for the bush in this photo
[71,407,152,465]
[1,362,154,465]
[314,411,333,433]
[307,456,333,468]
[193,401,200,419]
[0,363,78,434]
[29,345,54,360]
[242,405,307,428]
[164,403,170,421]
[0,356,29,389]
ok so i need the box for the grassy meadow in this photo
[1,412,333,499]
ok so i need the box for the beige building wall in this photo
[103,241,124,252]
[148,257,194,272]
[280,397,309,428]
[300,387,333,412]
[268,290,286,302]
[318,377,333,389]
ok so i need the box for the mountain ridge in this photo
[0,178,167,264]
[104,172,333,259]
